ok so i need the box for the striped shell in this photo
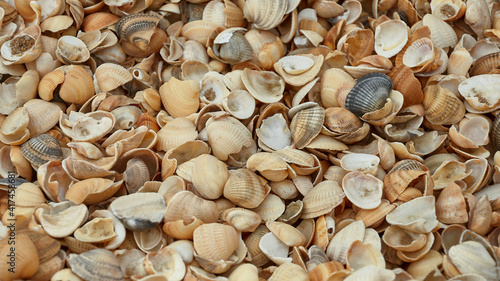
[244,0,288,30]
[21,134,63,169]
[493,114,500,151]
[344,73,393,117]
[115,13,161,51]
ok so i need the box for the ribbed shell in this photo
[290,105,325,149]
[23,99,62,137]
[244,0,288,30]
[493,114,500,151]
[21,134,63,168]
[67,249,124,281]
[344,73,393,117]
[301,180,345,219]
[469,52,500,76]
[223,169,268,208]
[423,85,465,125]
[193,223,239,261]
[115,13,160,47]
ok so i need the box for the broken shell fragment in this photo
[109,193,166,231]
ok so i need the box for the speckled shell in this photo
[344,73,393,117]
[21,134,63,169]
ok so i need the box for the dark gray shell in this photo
[21,134,63,168]
[493,114,500,151]
[344,73,393,117]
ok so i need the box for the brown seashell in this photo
[116,13,161,52]
[82,12,120,32]
[181,20,219,45]
[301,180,345,219]
[21,134,63,169]
[0,232,39,281]
[344,29,375,66]
[223,168,269,209]
[436,182,468,224]
[289,103,325,149]
[423,85,465,125]
[469,52,500,76]
[67,249,124,281]
[193,223,239,261]
[65,178,122,205]
[388,65,423,108]
[159,77,200,118]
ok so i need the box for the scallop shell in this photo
[374,20,408,58]
[301,180,345,219]
[67,249,124,281]
[109,192,166,231]
[159,77,200,118]
[244,0,287,30]
[344,73,393,117]
[21,134,63,169]
[423,85,465,125]
[116,13,161,51]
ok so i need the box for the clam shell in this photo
[386,196,438,233]
[109,192,166,231]
[163,190,219,226]
[266,221,306,247]
[212,28,254,64]
[23,99,62,137]
[326,220,365,264]
[116,13,161,51]
[269,263,309,281]
[344,73,393,117]
[206,117,253,161]
[181,20,219,45]
[469,52,500,76]
[423,85,465,125]
[65,178,122,205]
[448,241,499,280]
[320,68,356,108]
[0,232,39,281]
[289,103,325,149]
[191,154,228,200]
[223,168,269,208]
[422,14,457,48]
[37,202,89,238]
[156,117,198,152]
[159,77,200,118]
[382,225,428,252]
[244,0,287,30]
[21,134,63,169]
[256,113,292,151]
[222,90,256,120]
[67,249,123,281]
[274,54,323,87]
[220,207,261,232]
[95,63,133,92]
[458,74,500,112]
[301,180,345,219]
[74,218,117,243]
[374,20,408,58]
[259,232,292,265]
[388,65,423,108]
[241,68,285,103]
[55,36,90,64]
[0,25,42,65]
[346,240,385,271]
[342,172,383,210]
[252,193,286,222]
[193,223,239,261]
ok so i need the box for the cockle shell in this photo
[269,263,309,281]
[109,192,166,231]
[95,63,133,92]
[241,68,285,103]
[301,180,345,219]
[244,0,288,30]
[65,178,122,205]
[193,223,239,261]
[1,25,42,65]
[422,14,457,48]
[191,154,229,199]
[116,13,161,51]
[253,193,286,222]
[458,74,500,112]
[206,116,253,161]
[223,168,269,208]
[342,172,383,210]
[423,85,465,125]
[469,52,500,77]
[274,54,323,87]
[374,20,408,58]
[55,36,90,64]
[386,196,438,233]
[220,208,261,232]
[326,220,365,264]
[21,134,63,169]
[0,232,39,281]
[39,65,94,104]
[289,103,325,149]
[212,28,254,64]
[344,73,393,117]
[36,202,89,238]
[159,77,200,118]
[67,249,124,281]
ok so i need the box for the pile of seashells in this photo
[2,0,500,280]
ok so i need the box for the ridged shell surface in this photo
[244,0,288,30]
[115,13,160,46]
[493,114,500,151]
[67,249,124,281]
[469,52,500,76]
[21,134,63,168]
[344,73,393,117]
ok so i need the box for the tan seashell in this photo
[116,13,161,52]
[156,117,198,152]
[320,68,356,108]
[95,63,133,92]
[252,193,286,222]
[458,74,500,112]
[110,192,166,231]
[247,152,288,182]
[422,14,458,48]
[266,221,306,247]
[0,232,39,281]
[241,68,285,103]
[346,240,385,271]
[342,172,383,210]
[436,182,468,224]
[386,196,439,233]
[21,134,63,170]
[159,77,200,118]
[180,20,219,45]
[465,0,491,38]
[269,263,309,281]
[193,223,239,261]
[55,36,90,64]
[326,220,365,264]
[206,116,253,161]
[448,47,473,76]
[23,99,62,138]
[388,65,423,108]
[220,207,261,232]
[289,103,325,149]
[374,20,408,58]
[222,89,256,120]
[274,54,324,87]
[244,0,287,30]
[448,241,499,280]
[211,28,254,64]
[67,249,124,281]
[382,225,427,252]
[223,168,269,208]
[191,154,228,199]
[469,195,492,236]
[36,202,89,238]
[301,180,345,219]
[259,232,292,265]
[256,113,292,151]
[163,191,218,232]
[74,217,117,243]
[423,85,465,125]
[65,178,122,205]
[1,25,42,65]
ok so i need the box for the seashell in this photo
[191,154,228,200]
[386,196,438,233]
[266,221,306,247]
[468,195,492,236]
[211,28,254,64]
[344,73,393,117]
[469,52,500,77]
[67,249,124,281]
[388,65,423,108]
[95,63,133,92]
[36,202,89,238]
[65,178,122,205]
[220,207,261,232]
[269,263,309,281]
[346,240,385,271]
[159,77,200,118]
[301,180,345,219]
[252,193,286,222]
[247,152,288,181]
[448,47,473,76]
[274,54,323,87]
[143,247,186,280]
[222,90,256,120]
[422,14,458,49]
[458,74,500,112]
[465,0,491,38]
[1,25,42,65]
[289,103,325,149]
[23,100,62,139]
[326,220,365,264]
[493,114,500,151]
[374,20,408,58]
[156,118,198,152]
[193,223,239,261]
[342,172,383,210]
[241,68,285,103]
[340,153,380,174]
[74,217,117,243]
[259,232,292,265]
[228,263,259,281]
[423,85,465,125]
[111,106,142,130]
[181,20,219,45]
[223,168,269,208]
[109,192,166,231]
[21,134,63,169]
[0,232,39,281]
[116,13,161,51]
[244,0,287,30]
[55,36,90,64]
[343,29,374,66]
[278,200,303,224]
[382,225,427,252]
[320,68,356,108]
[206,116,253,161]
[448,241,499,280]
